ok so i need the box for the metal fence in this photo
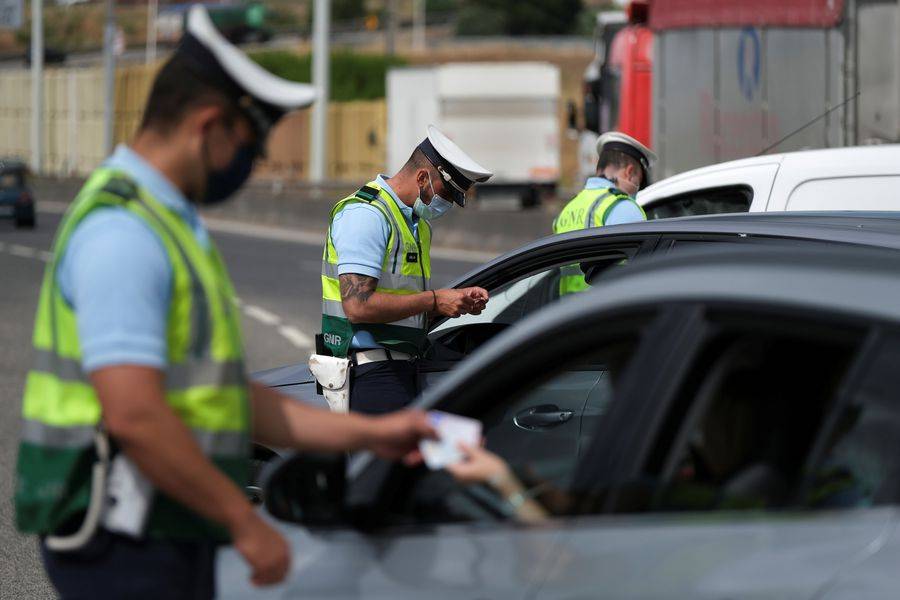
[0,63,388,182]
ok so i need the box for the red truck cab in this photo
[605,2,653,147]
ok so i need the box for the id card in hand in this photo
[419,410,482,470]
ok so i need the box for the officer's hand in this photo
[434,288,486,318]
[465,287,489,315]
[366,409,437,463]
[231,511,291,587]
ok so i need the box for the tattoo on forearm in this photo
[339,274,377,303]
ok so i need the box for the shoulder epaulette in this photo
[100,177,140,202]
[354,185,380,202]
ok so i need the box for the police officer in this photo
[321,125,493,415]
[552,131,657,294]
[15,7,434,598]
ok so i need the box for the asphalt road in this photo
[0,206,480,599]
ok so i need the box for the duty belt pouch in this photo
[101,453,153,539]
[309,353,351,413]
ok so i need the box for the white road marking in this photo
[9,244,36,258]
[243,303,312,349]
[277,325,313,349]
[242,304,281,326]
[38,251,53,262]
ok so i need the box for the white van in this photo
[637,145,900,219]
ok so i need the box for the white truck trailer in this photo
[387,62,560,207]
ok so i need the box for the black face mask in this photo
[200,144,257,205]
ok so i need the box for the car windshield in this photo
[0,172,24,189]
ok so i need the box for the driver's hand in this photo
[446,442,510,485]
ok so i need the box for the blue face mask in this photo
[201,144,256,205]
[413,172,453,220]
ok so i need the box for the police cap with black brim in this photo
[417,125,492,207]
[597,131,657,190]
[176,5,316,156]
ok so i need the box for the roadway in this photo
[0,205,480,598]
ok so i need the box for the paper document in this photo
[419,410,483,470]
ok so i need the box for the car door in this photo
[218,303,669,599]
[528,304,895,599]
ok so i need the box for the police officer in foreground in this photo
[15,7,434,598]
[318,125,492,415]
[552,131,657,294]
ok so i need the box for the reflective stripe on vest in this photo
[321,181,431,357]
[552,186,645,295]
[15,169,250,541]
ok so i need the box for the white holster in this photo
[308,353,351,413]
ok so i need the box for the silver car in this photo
[223,226,900,598]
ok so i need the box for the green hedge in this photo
[250,50,407,101]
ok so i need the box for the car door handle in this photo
[514,405,574,431]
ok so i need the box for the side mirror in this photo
[263,452,347,526]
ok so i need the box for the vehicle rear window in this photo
[645,185,752,220]
[0,172,23,189]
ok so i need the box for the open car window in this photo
[426,250,634,362]
[367,312,655,529]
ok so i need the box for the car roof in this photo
[445,211,900,291]
[637,144,900,201]
[415,243,900,420]
[0,158,27,172]
[486,210,900,263]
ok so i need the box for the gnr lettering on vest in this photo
[323,333,343,347]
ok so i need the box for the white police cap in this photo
[417,125,492,207]
[597,131,657,189]
[178,5,315,146]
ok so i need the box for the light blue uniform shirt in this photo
[57,145,210,373]
[330,175,420,350]
[584,176,646,225]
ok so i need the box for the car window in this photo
[786,176,900,211]
[802,333,900,508]
[624,311,866,514]
[376,316,651,528]
[0,172,23,188]
[644,185,752,220]
[425,252,632,362]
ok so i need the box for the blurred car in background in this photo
[638,144,900,219]
[22,46,67,67]
[0,159,35,229]
[224,239,900,598]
